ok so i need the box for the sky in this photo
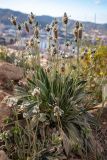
[0,0,107,23]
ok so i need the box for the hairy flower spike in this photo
[28,17,33,24]
[74,28,78,40]
[75,21,79,29]
[46,24,51,32]
[28,12,35,24]
[53,24,58,39]
[66,41,70,47]
[17,24,21,30]
[31,12,35,19]
[45,65,52,73]
[34,27,39,38]
[25,22,29,32]
[74,22,83,40]
[61,63,65,73]
[54,18,58,25]
[26,38,34,47]
[51,47,57,56]
[62,12,68,25]
[9,15,17,26]
[78,23,83,39]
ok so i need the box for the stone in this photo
[0,150,9,160]
[0,62,24,83]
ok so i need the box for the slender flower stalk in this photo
[46,24,51,59]
[74,21,83,77]
[62,12,68,43]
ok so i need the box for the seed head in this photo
[17,24,21,30]
[78,23,83,39]
[52,44,55,47]
[46,24,51,32]
[28,17,33,24]
[28,12,35,24]
[91,48,96,58]
[75,21,79,29]
[46,65,51,73]
[61,63,65,73]
[91,48,96,54]
[84,48,88,54]
[34,27,39,38]
[31,12,35,19]
[66,41,70,47]
[73,28,78,39]
[54,18,58,24]
[9,15,17,26]
[52,47,57,56]
[74,22,83,40]
[25,22,29,32]
[53,24,58,39]
[62,12,68,25]
[80,54,85,59]
[26,38,34,47]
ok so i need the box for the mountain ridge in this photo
[0,8,107,34]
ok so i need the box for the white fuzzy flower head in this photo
[10,97,18,103]
[20,101,30,111]
[24,101,30,106]
[7,97,18,107]
[39,113,47,122]
[23,113,29,119]
[54,106,64,117]
[20,104,26,111]
[32,87,40,96]
[32,105,40,114]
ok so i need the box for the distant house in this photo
[0,37,6,45]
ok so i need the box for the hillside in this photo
[0,8,53,27]
[0,8,107,34]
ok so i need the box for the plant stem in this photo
[77,39,80,77]
[65,24,67,43]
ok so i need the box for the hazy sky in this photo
[0,0,107,23]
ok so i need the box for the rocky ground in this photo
[0,61,23,127]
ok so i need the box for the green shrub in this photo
[0,67,100,160]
